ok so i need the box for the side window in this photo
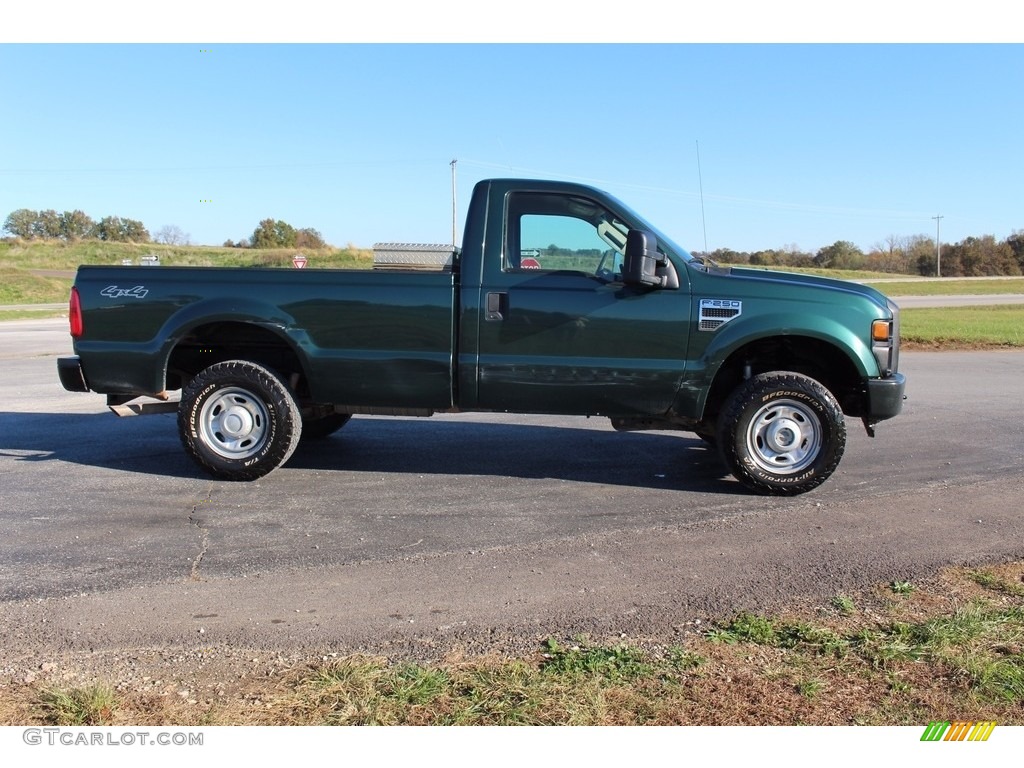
[505,193,628,277]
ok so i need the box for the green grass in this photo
[891,580,916,595]
[901,305,1024,347]
[970,569,1024,598]
[285,641,698,725]
[540,637,656,681]
[38,684,117,726]
[707,613,779,645]
[0,241,373,312]
[832,594,857,616]
[0,267,72,304]
[858,604,1024,704]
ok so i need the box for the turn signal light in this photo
[69,287,83,338]
[871,319,891,343]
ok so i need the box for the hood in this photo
[722,266,893,311]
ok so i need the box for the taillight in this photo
[69,287,83,338]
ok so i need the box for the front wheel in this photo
[178,360,302,480]
[717,372,846,496]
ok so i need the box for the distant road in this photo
[863,275,1024,283]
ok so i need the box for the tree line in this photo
[696,230,1024,277]
[3,209,327,250]
[3,208,152,243]
[223,219,326,249]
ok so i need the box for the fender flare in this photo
[155,298,314,390]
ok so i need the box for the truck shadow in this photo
[292,417,739,494]
[0,412,740,493]
[0,411,192,478]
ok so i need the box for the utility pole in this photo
[932,215,943,277]
[450,158,458,247]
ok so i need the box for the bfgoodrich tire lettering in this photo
[717,372,846,496]
[178,360,302,480]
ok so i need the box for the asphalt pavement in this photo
[1,318,1022,659]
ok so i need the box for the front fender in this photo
[702,311,878,378]
[675,310,880,421]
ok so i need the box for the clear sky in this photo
[2,8,1022,255]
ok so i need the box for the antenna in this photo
[696,140,709,257]
[450,158,458,247]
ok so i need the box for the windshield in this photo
[601,192,696,266]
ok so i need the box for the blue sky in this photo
[2,12,1022,254]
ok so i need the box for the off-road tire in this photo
[178,360,302,480]
[717,372,846,496]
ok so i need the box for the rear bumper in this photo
[865,372,906,423]
[58,356,89,392]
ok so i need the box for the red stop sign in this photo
[520,257,542,269]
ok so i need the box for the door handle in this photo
[486,292,507,322]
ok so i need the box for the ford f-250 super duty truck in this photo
[58,178,905,495]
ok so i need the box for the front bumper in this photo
[58,356,89,392]
[865,372,906,423]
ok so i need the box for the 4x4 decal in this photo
[100,285,149,299]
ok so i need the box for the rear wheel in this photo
[178,360,302,480]
[717,372,845,495]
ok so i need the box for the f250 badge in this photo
[100,285,149,299]
[698,298,742,332]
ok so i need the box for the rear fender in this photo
[157,299,312,388]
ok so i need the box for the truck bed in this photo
[72,265,458,408]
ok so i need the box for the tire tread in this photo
[717,371,846,496]
[178,360,301,480]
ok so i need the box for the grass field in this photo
[0,267,72,305]
[0,240,373,271]
[901,305,1024,348]
[0,240,373,318]
[4,561,1021,726]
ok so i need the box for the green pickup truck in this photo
[58,178,905,495]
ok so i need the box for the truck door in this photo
[475,190,691,416]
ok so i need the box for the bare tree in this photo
[154,224,191,245]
